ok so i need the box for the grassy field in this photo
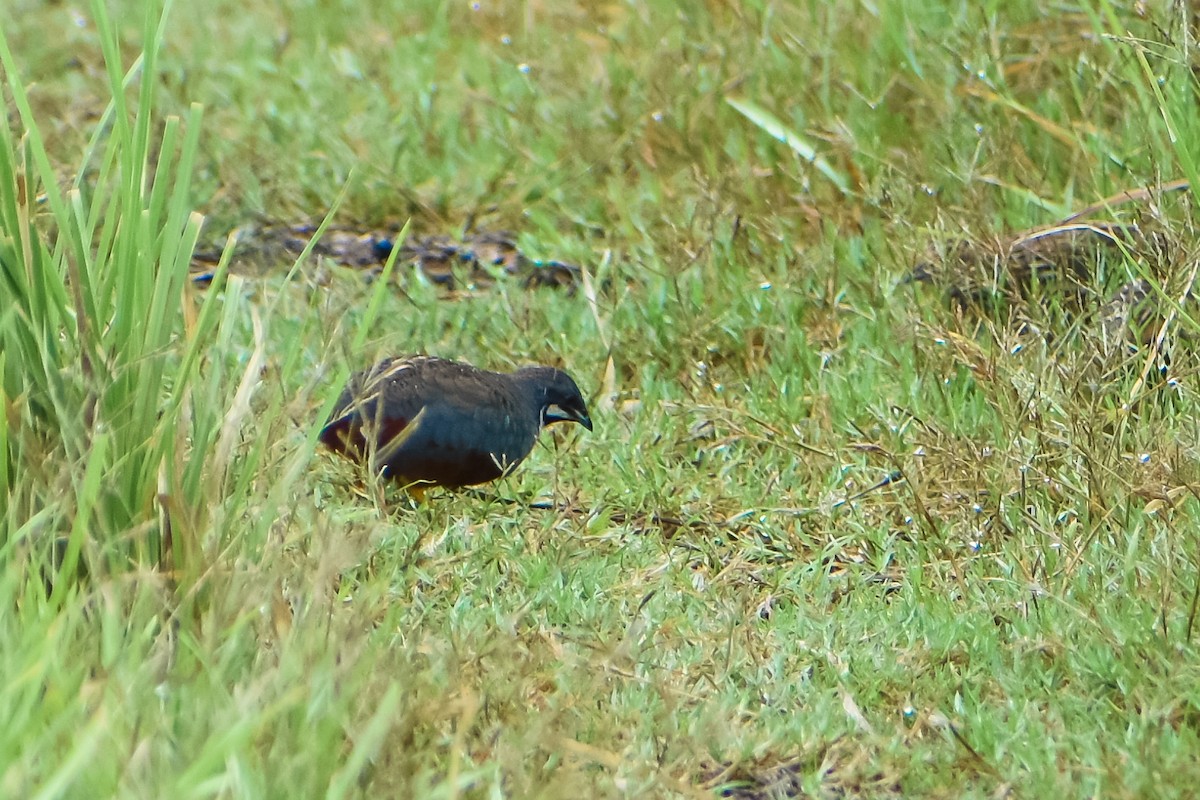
[3,0,1200,797]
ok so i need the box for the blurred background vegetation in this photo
[2,1,1199,797]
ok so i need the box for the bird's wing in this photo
[375,405,428,465]
[320,361,427,456]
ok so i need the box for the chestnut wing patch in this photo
[318,405,419,462]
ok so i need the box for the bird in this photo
[318,355,593,499]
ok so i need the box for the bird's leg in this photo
[393,476,436,505]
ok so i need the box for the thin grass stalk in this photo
[0,0,238,590]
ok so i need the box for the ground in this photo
[2,1,1200,798]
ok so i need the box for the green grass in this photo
[3,0,1200,797]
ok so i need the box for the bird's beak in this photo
[545,404,593,431]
